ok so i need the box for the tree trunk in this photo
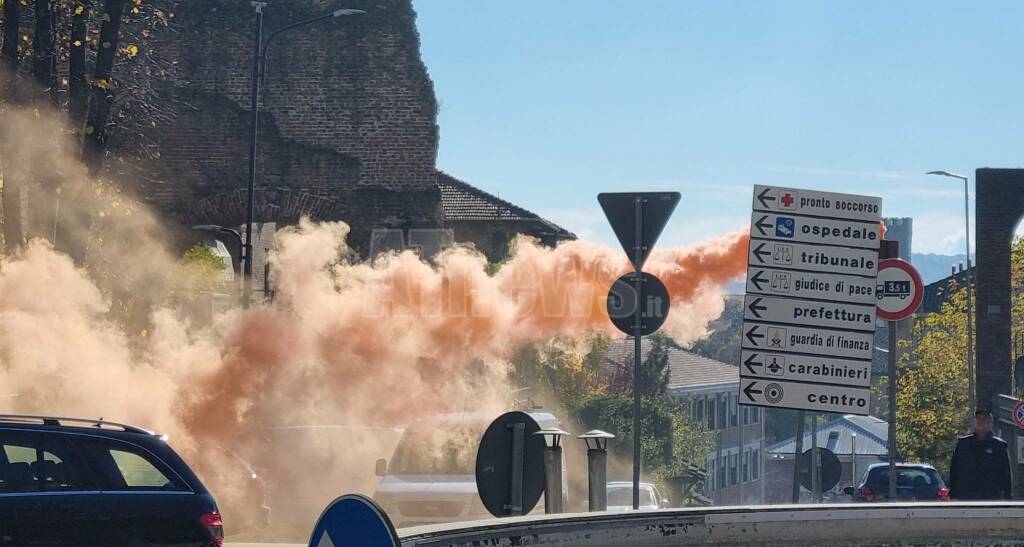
[53,0,94,261]
[1,0,24,253]
[68,0,92,127]
[81,0,125,172]
[29,0,64,247]
[1,0,20,76]
[32,0,57,98]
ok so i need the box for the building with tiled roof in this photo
[438,172,576,260]
[604,338,764,506]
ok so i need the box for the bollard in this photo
[534,428,569,514]
[578,430,616,511]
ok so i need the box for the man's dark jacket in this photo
[948,432,1012,500]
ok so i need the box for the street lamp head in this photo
[578,429,615,451]
[926,170,968,181]
[191,224,228,233]
[333,8,366,17]
[534,427,570,448]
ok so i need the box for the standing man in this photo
[949,408,1012,500]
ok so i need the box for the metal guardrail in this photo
[398,502,1024,547]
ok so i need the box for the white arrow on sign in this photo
[739,378,872,415]
[740,350,872,388]
[743,295,876,332]
[741,322,874,360]
[747,240,878,277]
[752,185,882,223]
[750,212,881,250]
[746,267,877,305]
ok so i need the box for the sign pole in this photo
[791,411,805,503]
[598,191,678,512]
[887,318,898,501]
[632,196,643,511]
[811,413,820,502]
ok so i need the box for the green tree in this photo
[568,335,714,503]
[163,243,229,312]
[895,237,1024,479]
[892,288,971,479]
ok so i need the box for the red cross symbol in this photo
[780,193,795,207]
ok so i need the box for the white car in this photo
[606,481,668,511]
[372,411,565,528]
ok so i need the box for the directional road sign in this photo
[308,494,400,547]
[875,258,924,321]
[752,185,882,223]
[741,350,872,388]
[598,192,680,270]
[742,322,874,360]
[746,267,877,305]
[743,295,876,333]
[750,212,881,250]
[747,240,878,277]
[740,378,872,414]
[740,185,881,416]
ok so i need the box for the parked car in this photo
[372,411,565,528]
[0,414,223,546]
[606,481,668,511]
[843,463,950,502]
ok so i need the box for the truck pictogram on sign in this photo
[876,280,911,301]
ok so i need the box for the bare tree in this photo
[1,0,24,253]
[68,0,93,126]
[81,0,126,172]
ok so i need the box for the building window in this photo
[719,396,728,429]
[708,397,716,430]
[718,456,726,488]
[751,407,759,424]
[729,453,738,486]
[692,398,704,422]
[742,451,750,482]
[729,394,739,428]
[752,449,760,480]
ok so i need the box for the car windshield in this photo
[608,486,655,507]
[388,422,486,475]
[866,467,943,489]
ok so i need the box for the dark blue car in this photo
[0,414,223,546]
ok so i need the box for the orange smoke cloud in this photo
[180,221,750,446]
[0,101,754,535]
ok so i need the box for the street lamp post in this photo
[926,170,976,412]
[245,3,365,307]
[534,428,569,514]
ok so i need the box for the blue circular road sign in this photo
[308,493,400,547]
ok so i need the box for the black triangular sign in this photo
[598,192,680,270]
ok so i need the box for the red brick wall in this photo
[974,168,1024,409]
[114,0,441,252]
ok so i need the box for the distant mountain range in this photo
[725,252,971,294]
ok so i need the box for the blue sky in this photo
[413,1,1024,254]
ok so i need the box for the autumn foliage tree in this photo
[895,237,1024,479]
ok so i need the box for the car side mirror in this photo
[843,486,855,496]
[375,458,387,477]
[661,498,670,508]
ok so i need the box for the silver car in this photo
[606,481,668,511]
